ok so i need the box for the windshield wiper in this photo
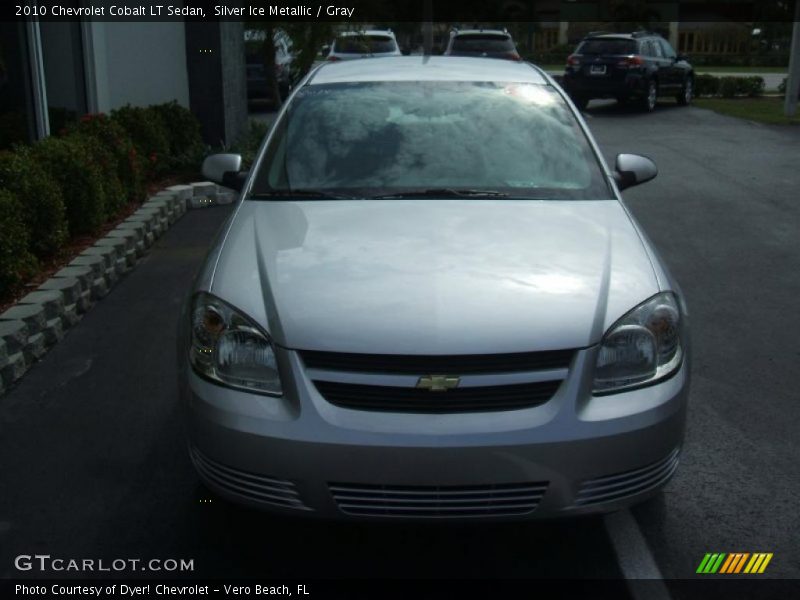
[370,188,510,199]
[250,189,357,200]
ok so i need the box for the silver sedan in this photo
[178,57,690,520]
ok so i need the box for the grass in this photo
[694,66,787,74]
[694,97,800,125]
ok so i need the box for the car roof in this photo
[453,29,510,37]
[338,30,395,38]
[584,33,661,40]
[310,56,546,85]
[587,34,636,40]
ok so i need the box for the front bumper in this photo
[181,347,689,520]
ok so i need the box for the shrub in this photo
[110,105,170,178]
[696,75,764,98]
[82,135,127,217]
[0,148,68,259]
[0,189,37,295]
[29,136,107,236]
[149,101,203,157]
[47,106,78,135]
[71,113,146,204]
[230,120,269,167]
[148,102,206,173]
[0,112,28,151]
[741,76,765,97]
[718,77,739,98]
[66,116,126,216]
[526,44,574,66]
[694,73,719,97]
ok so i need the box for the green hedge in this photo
[525,44,574,66]
[110,105,171,177]
[149,100,204,160]
[694,74,765,98]
[29,136,107,237]
[71,113,146,204]
[0,148,68,259]
[0,189,37,293]
[0,101,203,301]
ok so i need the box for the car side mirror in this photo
[676,53,688,62]
[614,154,657,190]
[202,153,246,191]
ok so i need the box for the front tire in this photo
[572,94,589,111]
[676,77,693,106]
[640,79,658,112]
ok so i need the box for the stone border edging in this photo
[0,181,232,396]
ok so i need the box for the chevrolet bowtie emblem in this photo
[417,375,460,392]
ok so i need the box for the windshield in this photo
[334,35,396,54]
[452,35,515,53]
[577,39,637,55]
[250,82,612,200]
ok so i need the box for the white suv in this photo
[445,28,521,61]
[326,30,402,61]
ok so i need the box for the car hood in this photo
[209,199,659,354]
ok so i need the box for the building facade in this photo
[0,20,247,151]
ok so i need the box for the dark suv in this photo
[562,32,694,112]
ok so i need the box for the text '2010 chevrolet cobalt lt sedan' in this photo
[178,57,690,520]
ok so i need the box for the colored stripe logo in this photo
[696,553,773,574]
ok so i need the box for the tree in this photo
[246,21,339,109]
[607,0,662,31]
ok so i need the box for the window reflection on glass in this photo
[0,23,35,150]
[254,81,611,200]
[40,21,87,134]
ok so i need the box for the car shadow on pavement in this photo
[584,99,685,118]
[190,483,625,580]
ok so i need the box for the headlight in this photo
[593,292,683,394]
[189,292,282,395]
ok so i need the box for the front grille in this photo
[573,448,681,506]
[190,446,311,511]
[313,380,562,413]
[329,481,549,518]
[299,349,574,374]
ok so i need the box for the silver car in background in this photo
[179,57,690,520]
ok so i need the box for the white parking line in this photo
[604,509,672,600]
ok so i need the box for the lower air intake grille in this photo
[190,446,310,511]
[313,380,561,413]
[574,448,681,506]
[329,481,549,518]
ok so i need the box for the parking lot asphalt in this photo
[0,203,626,582]
[584,99,800,581]
[0,100,798,588]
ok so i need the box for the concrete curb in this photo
[0,180,230,396]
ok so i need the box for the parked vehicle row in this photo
[323,28,521,61]
[247,27,696,112]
